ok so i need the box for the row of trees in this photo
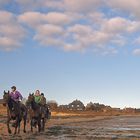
[22,98,139,113]
[21,98,140,113]
[40,100,139,114]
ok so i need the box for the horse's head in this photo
[27,93,35,104]
[3,90,10,103]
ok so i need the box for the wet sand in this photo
[1,115,140,139]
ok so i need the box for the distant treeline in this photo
[21,98,140,113]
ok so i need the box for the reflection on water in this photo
[1,116,140,139]
[109,127,140,131]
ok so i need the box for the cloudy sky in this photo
[1,0,140,108]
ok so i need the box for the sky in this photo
[0,0,140,108]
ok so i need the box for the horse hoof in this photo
[23,130,26,133]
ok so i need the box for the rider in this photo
[40,93,50,118]
[34,90,41,104]
[9,86,26,128]
[10,86,23,102]
[40,93,46,106]
[34,91,49,118]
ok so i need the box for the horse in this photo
[3,91,27,134]
[27,94,46,132]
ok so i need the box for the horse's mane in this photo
[7,96,19,112]
[28,95,41,111]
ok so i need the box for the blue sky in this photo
[1,0,140,108]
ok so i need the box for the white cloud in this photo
[102,17,140,34]
[64,43,85,52]
[0,25,26,39]
[34,24,65,47]
[133,49,140,56]
[0,11,14,24]
[18,11,74,28]
[108,0,140,19]
[0,11,27,51]
[65,24,112,52]
[62,0,103,13]
[45,12,73,25]
[15,0,103,13]
[102,17,128,34]
[68,24,92,35]
[64,18,132,53]
[36,37,65,48]
[88,12,105,25]
[36,24,65,37]
[2,0,140,55]
[18,12,45,28]
[43,0,64,10]
[14,0,43,11]
[0,37,20,51]
[30,16,140,54]
[11,0,140,20]
[15,0,63,11]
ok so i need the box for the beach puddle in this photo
[1,116,140,139]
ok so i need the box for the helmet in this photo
[11,86,16,90]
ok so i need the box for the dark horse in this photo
[27,94,46,132]
[3,91,27,134]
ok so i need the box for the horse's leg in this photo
[40,118,43,131]
[27,112,30,123]
[14,122,17,134]
[14,121,18,134]
[23,115,27,133]
[18,123,20,134]
[14,117,19,135]
[38,118,41,132]
[43,118,45,131]
[30,119,33,132]
[18,119,21,134]
[7,117,11,134]
[42,118,45,131]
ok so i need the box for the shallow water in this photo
[1,116,140,139]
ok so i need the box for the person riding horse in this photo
[3,90,27,134]
[34,90,41,104]
[27,92,47,132]
[10,86,27,129]
[34,90,49,118]
[10,86,23,104]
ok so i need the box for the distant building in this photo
[102,106,112,113]
[68,99,85,111]
[111,108,121,112]
[86,102,95,111]
[86,102,113,112]
[135,108,140,113]
[59,105,69,110]
[123,107,136,113]
[47,100,58,111]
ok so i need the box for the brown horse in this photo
[3,91,27,134]
[27,94,46,132]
